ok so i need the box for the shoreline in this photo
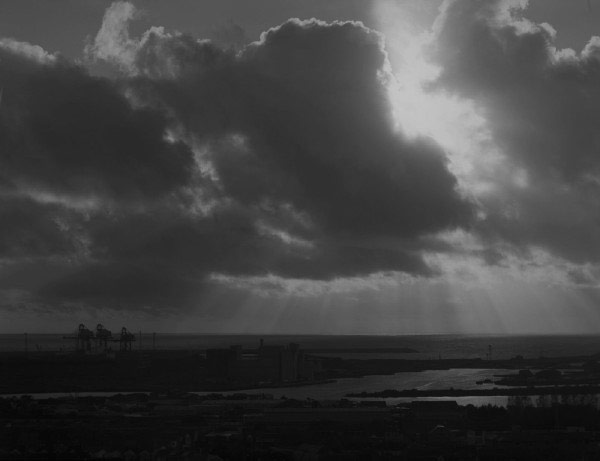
[347,385,600,398]
[0,378,337,397]
[4,347,600,397]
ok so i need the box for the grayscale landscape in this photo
[2,1,600,459]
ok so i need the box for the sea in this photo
[4,333,600,406]
[7,333,600,359]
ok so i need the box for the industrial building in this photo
[206,340,319,384]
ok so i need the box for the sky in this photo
[2,0,600,334]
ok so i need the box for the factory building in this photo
[206,341,319,384]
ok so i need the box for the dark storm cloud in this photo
[35,203,432,310]
[126,18,473,239]
[433,0,600,180]
[0,196,80,259]
[0,7,473,312]
[0,39,194,201]
[430,0,600,265]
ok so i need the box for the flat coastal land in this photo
[2,348,600,396]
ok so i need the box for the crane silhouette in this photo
[63,323,136,353]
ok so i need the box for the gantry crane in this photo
[95,324,112,350]
[63,324,94,353]
[118,327,136,351]
[64,324,137,353]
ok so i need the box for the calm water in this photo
[6,367,598,408]
[230,368,511,400]
[1,368,511,406]
[5,334,600,407]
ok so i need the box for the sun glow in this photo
[374,0,492,190]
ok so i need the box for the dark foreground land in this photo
[5,351,600,459]
[2,348,600,394]
[4,392,600,460]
